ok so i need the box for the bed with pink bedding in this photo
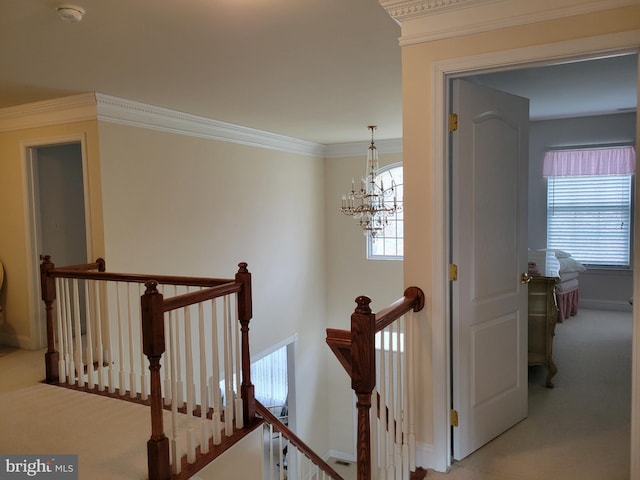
[528,249,586,322]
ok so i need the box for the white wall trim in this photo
[0,93,327,158]
[381,0,639,45]
[20,133,90,351]
[0,93,98,132]
[414,441,437,473]
[0,332,33,350]
[430,30,640,474]
[94,94,326,157]
[325,449,356,463]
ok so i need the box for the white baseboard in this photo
[415,441,445,473]
[579,299,632,312]
[0,331,33,349]
[325,449,355,463]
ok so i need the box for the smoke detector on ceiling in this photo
[57,4,86,23]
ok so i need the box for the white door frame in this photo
[22,133,92,350]
[429,31,640,474]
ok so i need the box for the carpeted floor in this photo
[426,308,632,480]
[0,378,151,479]
[0,309,632,479]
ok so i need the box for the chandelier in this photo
[339,126,400,238]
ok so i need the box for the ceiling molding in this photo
[380,0,640,45]
[95,94,326,157]
[0,93,326,157]
[379,0,490,21]
[0,93,98,132]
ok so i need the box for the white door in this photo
[450,79,530,460]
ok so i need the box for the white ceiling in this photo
[0,1,636,145]
[469,54,638,121]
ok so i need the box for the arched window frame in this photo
[367,162,404,260]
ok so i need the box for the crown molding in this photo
[0,92,326,157]
[0,93,98,132]
[380,0,640,45]
[94,94,326,157]
[379,0,490,21]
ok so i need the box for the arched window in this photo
[367,162,403,259]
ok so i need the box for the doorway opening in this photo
[447,53,637,468]
[24,138,90,349]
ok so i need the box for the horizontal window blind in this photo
[547,175,632,266]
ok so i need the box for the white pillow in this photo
[558,257,586,273]
[540,248,572,259]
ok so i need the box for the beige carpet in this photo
[0,308,632,480]
[0,382,151,480]
[427,308,632,480]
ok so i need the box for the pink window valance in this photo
[543,145,636,177]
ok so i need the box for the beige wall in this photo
[97,121,330,453]
[0,121,103,349]
[324,150,404,457]
[401,3,640,460]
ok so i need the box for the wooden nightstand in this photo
[528,275,559,388]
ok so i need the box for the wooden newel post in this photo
[351,295,376,480]
[141,280,170,480]
[40,255,59,383]
[236,262,256,425]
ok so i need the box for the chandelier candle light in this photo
[339,126,401,239]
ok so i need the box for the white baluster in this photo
[55,278,66,383]
[71,280,85,388]
[211,299,222,445]
[84,280,95,389]
[379,330,387,480]
[103,281,115,393]
[198,301,210,454]
[278,429,284,480]
[169,307,181,475]
[94,280,105,392]
[184,302,196,463]
[395,323,403,479]
[163,311,172,406]
[407,311,416,472]
[371,388,379,479]
[138,283,148,400]
[223,295,234,436]
[174,287,184,409]
[127,284,136,397]
[64,280,75,386]
[115,282,126,396]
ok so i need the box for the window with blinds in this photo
[546,174,633,267]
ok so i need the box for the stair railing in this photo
[40,256,256,480]
[256,401,345,480]
[326,287,426,480]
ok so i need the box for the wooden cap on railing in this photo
[354,295,372,315]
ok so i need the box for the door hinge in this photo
[449,264,458,282]
[448,113,458,132]
[450,409,459,427]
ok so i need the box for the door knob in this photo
[521,272,532,284]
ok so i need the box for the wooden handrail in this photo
[326,286,425,480]
[374,286,425,332]
[140,262,255,480]
[40,256,256,480]
[161,282,242,312]
[255,401,345,480]
[42,256,236,288]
